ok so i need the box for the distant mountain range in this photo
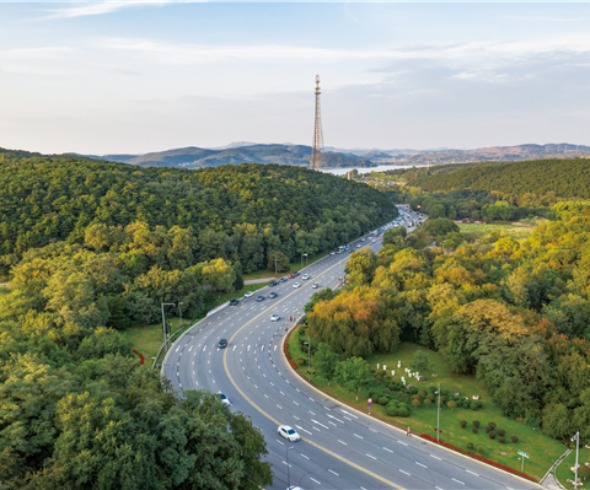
[93,142,590,169]
[97,144,374,169]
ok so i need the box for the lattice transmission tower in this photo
[310,74,324,170]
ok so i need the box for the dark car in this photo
[218,338,228,349]
[268,291,278,299]
[256,295,265,302]
[279,276,288,283]
[229,298,239,306]
[269,280,278,287]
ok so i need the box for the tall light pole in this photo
[573,431,580,490]
[161,302,176,350]
[303,337,311,382]
[301,253,307,268]
[177,301,183,331]
[437,382,441,443]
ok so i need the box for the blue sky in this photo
[2,1,590,154]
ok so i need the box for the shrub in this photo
[385,403,399,417]
[478,447,486,455]
[511,435,519,443]
[498,436,506,444]
[486,422,496,433]
[377,396,390,406]
[472,427,478,434]
[295,357,306,366]
[407,386,418,395]
[472,401,483,410]
[461,399,471,409]
[422,398,432,407]
[460,420,467,428]
[411,398,421,408]
[488,431,496,440]
[397,407,411,417]
[498,429,506,437]
[466,442,474,450]
[473,420,480,428]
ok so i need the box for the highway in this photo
[162,206,540,490]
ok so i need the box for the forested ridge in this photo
[402,158,590,199]
[0,151,395,277]
[0,150,397,488]
[305,205,590,444]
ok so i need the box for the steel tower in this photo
[310,74,324,170]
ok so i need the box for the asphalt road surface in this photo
[162,206,541,490]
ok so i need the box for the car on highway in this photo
[279,276,288,283]
[278,425,301,442]
[268,291,278,299]
[218,338,228,349]
[270,313,280,322]
[229,298,239,306]
[256,295,265,302]
[218,392,231,406]
[269,280,277,287]
[301,273,310,280]
[244,291,253,298]
[292,282,301,288]
[311,283,320,289]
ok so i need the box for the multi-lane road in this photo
[162,206,540,490]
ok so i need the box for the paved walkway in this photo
[540,449,571,490]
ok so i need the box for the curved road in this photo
[163,208,541,490]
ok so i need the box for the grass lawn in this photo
[122,283,264,364]
[556,447,590,489]
[458,220,539,240]
[288,333,566,481]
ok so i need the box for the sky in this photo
[2,1,590,154]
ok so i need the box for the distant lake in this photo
[320,164,427,176]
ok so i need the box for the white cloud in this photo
[50,0,200,19]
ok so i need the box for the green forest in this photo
[0,151,397,488]
[303,205,590,447]
[0,151,396,278]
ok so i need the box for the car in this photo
[301,273,310,281]
[278,425,301,442]
[330,251,335,255]
[279,276,288,283]
[229,298,239,306]
[218,392,231,406]
[270,313,280,322]
[256,295,265,302]
[244,291,253,298]
[268,291,278,299]
[356,244,362,248]
[269,280,278,287]
[218,338,228,349]
[292,282,301,288]
[287,487,305,490]
[311,283,320,289]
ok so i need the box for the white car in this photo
[270,313,280,322]
[278,425,301,442]
[218,392,231,406]
[301,273,310,281]
[244,291,253,298]
[311,283,320,289]
[292,282,301,288]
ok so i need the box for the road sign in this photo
[517,450,529,459]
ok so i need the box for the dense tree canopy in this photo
[0,152,396,278]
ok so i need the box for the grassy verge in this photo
[287,332,565,480]
[556,447,590,489]
[458,220,539,240]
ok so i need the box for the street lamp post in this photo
[573,431,580,490]
[161,302,176,351]
[437,382,441,443]
[307,336,311,383]
[301,252,308,268]
[177,301,183,331]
